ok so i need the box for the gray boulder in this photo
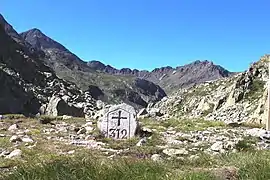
[45,96,84,117]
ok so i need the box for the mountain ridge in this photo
[19,27,167,108]
[87,58,233,93]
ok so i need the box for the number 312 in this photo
[109,129,127,139]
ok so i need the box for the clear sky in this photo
[1,0,270,72]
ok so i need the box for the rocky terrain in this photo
[144,55,269,125]
[0,14,97,117]
[1,114,270,179]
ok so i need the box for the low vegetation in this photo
[3,149,270,180]
[1,116,270,179]
[141,118,226,132]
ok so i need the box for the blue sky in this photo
[1,0,270,72]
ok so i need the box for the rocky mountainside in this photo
[87,60,233,93]
[0,15,97,117]
[147,55,269,124]
[20,28,166,108]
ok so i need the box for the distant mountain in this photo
[87,60,233,93]
[20,28,166,108]
[18,18,233,107]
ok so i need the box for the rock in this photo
[96,100,105,110]
[97,103,138,139]
[77,127,86,135]
[139,127,153,137]
[136,137,147,146]
[211,141,224,152]
[189,155,200,161]
[227,122,242,127]
[85,126,94,133]
[93,109,105,120]
[151,154,163,162]
[22,137,34,143]
[137,108,148,117]
[85,122,93,126]
[62,115,73,120]
[5,149,22,159]
[162,148,188,156]
[0,115,4,120]
[246,128,268,137]
[39,117,53,124]
[0,150,10,157]
[8,124,19,132]
[67,150,75,154]
[45,95,84,117]
[148,108,163,117]
[10,135,22,142]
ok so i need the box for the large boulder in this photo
[45,96,84,117]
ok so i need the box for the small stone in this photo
[136,137,147,146]
[163,148,188,156]
[67,150,75,154]
[96,100,105,110]
[10,135,22,143]
[137,108,148,117]
[227,122,242,127]
[246,128,267,137]
[77,127,86,135]
[167,130,176,135]
[62,115,73,120]
[189,155,200,161]
[5,149,22,159]
[85,122,93,126]
[139,127,153,137]
[211,141,224,152]
[22,137,34,143]
[151,154,163,162]
[8,124,19,132]
[85,126,94,133]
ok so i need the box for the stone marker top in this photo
[104,103,136,115]
[98,103,138,139]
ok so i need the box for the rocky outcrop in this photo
[0,14,97,117]
[152,55,269,124]
[45,96,84,117]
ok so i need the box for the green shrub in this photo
[235,137,256,152]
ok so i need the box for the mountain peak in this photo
[87,60,107,70]
[26,28,44,35]
[20,28,67,51]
